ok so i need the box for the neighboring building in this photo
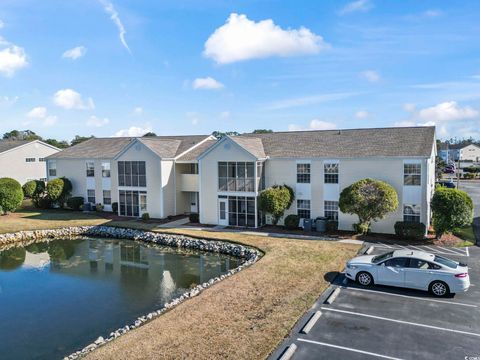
[48,126,436,235]
[0,140,60,185]
[198,126,436,234]
[438,143,480,163]
[46,135,215,216]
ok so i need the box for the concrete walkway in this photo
[157,217,190,228]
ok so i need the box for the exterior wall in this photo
[175,163,198,215]
[116,142,162,218]
[459,144,480,162]
[0,142,59,185]
[161,160,175,217]
[199,139,257,225]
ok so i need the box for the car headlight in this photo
[347,264,358,270]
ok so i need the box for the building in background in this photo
[439,143,480,163]
[0,140,60,185]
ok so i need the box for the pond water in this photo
[0,237,240,360]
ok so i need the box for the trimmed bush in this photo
[339,178,399,235]
[22,180,37,198]
[96,203,104,212]
[431,187,473,238]
[326,220,338,232]
[141,212,150,221]
[66,196,84,211]
[35,196,53,209]
[284,214,300,230]
[0,178,24,214]
[394,221,426,240]
[258,185,294,225]
[112,202,118,213]
[189,213,199,223]
[46,178,64,202]
[463,173,475,179]
[58,177,72,207]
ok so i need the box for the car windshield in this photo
[434,255,458,269]
[372,251,394,264]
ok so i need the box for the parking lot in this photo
[270,244,480,360]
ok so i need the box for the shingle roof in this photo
[438,143,480,150]
[229,136,266,158]
[238,126,435,158]
[0,140,32,154]
[48,135,212,160]
[177,139,217,161]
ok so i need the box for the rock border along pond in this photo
[0,226,261,359]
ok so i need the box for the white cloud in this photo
[0,20,4,29]
[339,0,373,15]
[133,106,143,115]
[288,119,337,131]
[219,111,230,119]
[393,120,416,127]
[43,116,58,127]
[0,38,28,77]
[62,46,87,60]
[418,101,478,122]
[203,13,328,64]
[53,89,95,110]
[27,106,47,118]
[360,70,380,83]
[0,95,18,107]
[87,115,110,127]
[424,9,442,18]
[192,77,224,90]
[355,110,369,119]
[186,111,200,125]
[113,126,152,137]
[266,92,356,110]
[403,103,416,112]
[99,0,130,52]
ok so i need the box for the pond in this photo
[0,237,241,359]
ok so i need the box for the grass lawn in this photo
[453,225,477,247]
[0,205,360,360]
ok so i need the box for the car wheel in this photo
[429,281,450,297]
[356,271,373,286]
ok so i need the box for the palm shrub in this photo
[431,187,473,238]
[258,185,294,225]
[0,178,24,214]
[339,178,399,234]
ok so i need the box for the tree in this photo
[435,156,446,180]
[431,187,473,238]
[252,129,273,134]
[45,138,69,148]
[0,178,24,214]
[211,131,240,139]
[339,178,399,234]
[143,132,157,137]
[258,185,294,225]
[3,130,41,141]
[70,135,93,146]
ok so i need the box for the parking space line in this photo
[341,286,477,308]
[321,307,480,338]
[373,245,467,257]
[377,242,392,248]
[424,245,464,256]
[297,338,404,360]
[466,247,470,257]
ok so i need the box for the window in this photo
[324,163,339,184]
[297,199,311,219]
[118,161,146,187]
[404,163,421,185]
[408,259,439,270]
[296,163,310,183]
[48,161,57,177]
[87,189,96,204]
[324,201,339,221]
[225,196,256,227]
[119,190,146,217]
[25,158,35,162]
[403,204,420,222]
[103,190,111,205]
[86,161,95,177]
[383,257,408,268]
[257,162,265,191]
[102,162,111,178]
[218,162,255,192]
[39,158,46,162]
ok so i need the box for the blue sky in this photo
[1,0,480,141]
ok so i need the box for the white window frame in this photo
[25,157,36,163]
[324,200,339,221]
[297,199,311,219]
[324,163,339,184]
[296,163,311,183]
[48,161,57,177]
[87,189,96,204]
[103,190,112,205]
[404,163,421,186]
[403,204,421,223]
[86,161,95,177]
[101,162,111,178]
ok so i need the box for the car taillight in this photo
[455,273,468,278]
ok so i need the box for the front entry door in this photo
[218,199,228,226]
[139,193,147,216]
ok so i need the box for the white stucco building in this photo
[47,126,436,234]
[0,140,60,185]
[439,143,480,163]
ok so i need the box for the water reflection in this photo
[0,237,240,360]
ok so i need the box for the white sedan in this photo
[345,249,470,297]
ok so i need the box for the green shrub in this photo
[189,213,199,223]
[258,185,294,225]
[284,214,300,230]
[463,173,475,179]
[22,180,37,198]
[431,187,473,238]
[95,203,104,212]
[339,178,399,234]
[58,177,72,207]
[46,178,64,202]
[326,220,338,232]
[141,212,150,221]
[35,196,53,209]
[112,202,118,213]
[0,178,24,214]
[66,196,84,211]
[394,221,426,240]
